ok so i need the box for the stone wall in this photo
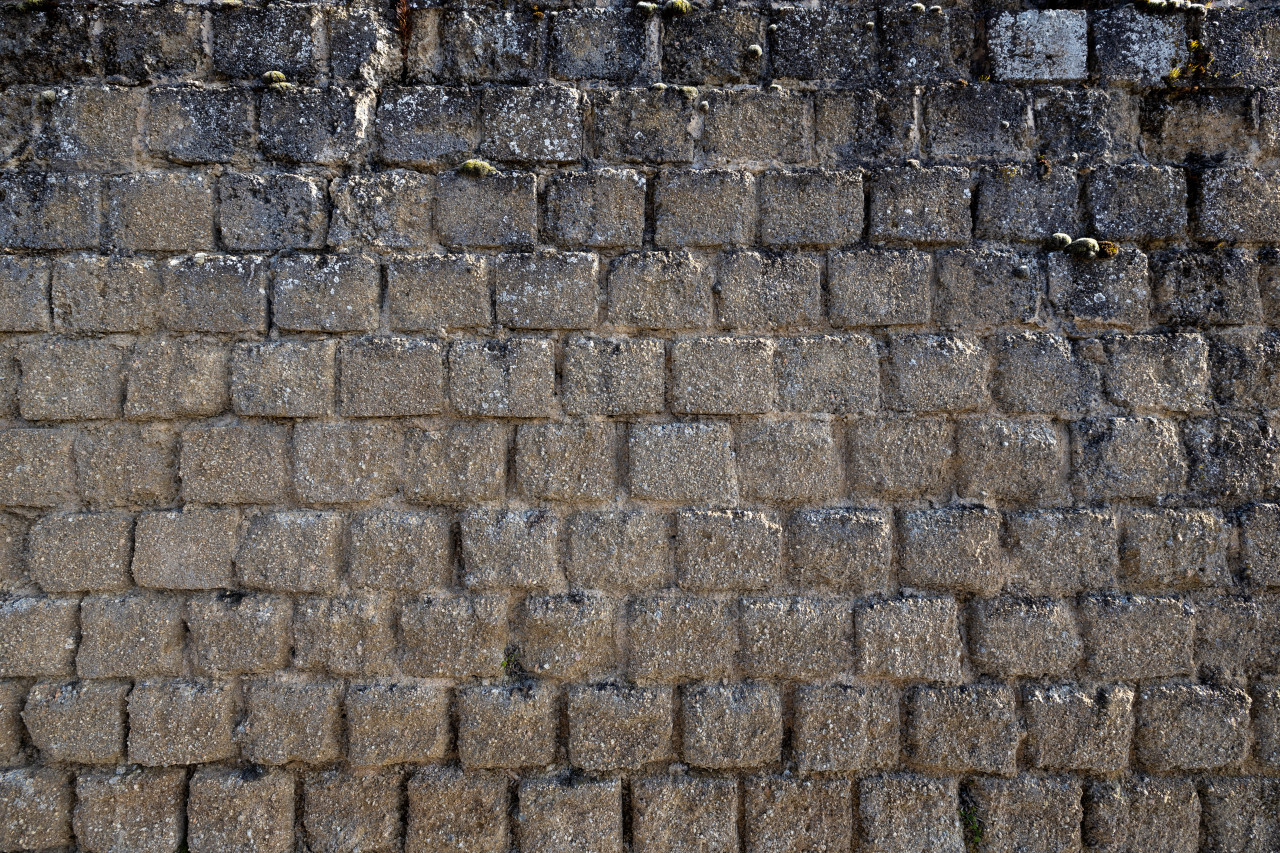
[1,0,1280,850]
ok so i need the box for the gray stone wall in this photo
[1,0,1280,850]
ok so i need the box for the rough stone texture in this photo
[0,4,1275,849]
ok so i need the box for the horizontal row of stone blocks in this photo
[7,81,1280,170]
[3,765,1276,853]
[4,1,1278,89]
[7,502,1280,593]
[0,411,1275,507]
[2,165,1279,250]
[3,585,1279,682]
[3,675,1276,773]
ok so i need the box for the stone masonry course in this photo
[1,0,1280,850]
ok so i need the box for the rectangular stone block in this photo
[815,87,916,165]
[349,509,452,592]
[899,506,1006,596]
[566,510,671,593]
[0,173,100,250]
[967,777,1082,853]
[188,767,294,853]
[407,768,509,853]
[608,250,713,329]
[22,680,128,764]
[551,7,646,82]
[386,253,491,330]
[448,337,556,417]
[629,422,736,504]
[161,254,267,333]
[736,418,839,503]
[682,683,782,770]
[74,768,185,853]
[989,9,1088,83]
[231,339,335,418]
[567,685,672,771]
[847,416,954,500]
[740,596,852,679]
[1024,683,1133,773]
[188,593,291,678]
[1085,778,1199,853]
[744,776,853,853]
[495,250,600,329]
[435,171,538,248]
[545,168,646,248]
[345,681,449,765]
[260,86,374,165]
[77,591,184,679]
[906,684,1019,775]
[211,3,320,80]
[236,511,343,595]
[991,331,1099,416]
[302,771,401,853]
[516,421,616,502]
[633,776,738,853]
[662,8,763,85]
[0,768,72,852]
[457,682,558,769]
[519,592,615,680]
[0,428,74,508]
[18,337,125,422]
[975,166,1078,242]
[125,337,228,420]
[793,682,898,773]
[701,90,811,164]
[460,508,559,591]
[1120,508,1228,590]
[718,251,822,330]
[655,169,756,248]
[776,334,878,414]
[240,676,343,765]
[338,336,444,417]
[404,422,507,504]
[671,336,775,415]
[27,511,132,593]
[400,593,507,679]
[788,508,891,593]
[329,170,435,251]
[271,254,380,333]
[146,86,254,164]
[887,333,988,412]
[1088,163,1187,241]
[517,778,623,853]
[969,597,1082,678]
[868,166,971,246]
[955,417,1066,503]
[180,424,290,505]
[628,593,736,682]
[591,87,696,163]
[770,6,876,81]
[563,335,665,416]
[1136,684,1251,771]
[376,85,479,168]
[51,254,158,334]
[0,255,50,332]
[107,172,215,252]
[1048,248,1149,331]
[1071,416,1187,501]
[293,595,394,676]
[925,83,1031,160]
[855,596,963,683]
[1005,508,1119,594]
[1080,593,1194,679]
[936,247,1042,330]
[859,773,961,853]
[677,509,781,592]
[1151,249,1261,327]
[220,172,328,251]
[293,422,402,504]
[126,679,235,766]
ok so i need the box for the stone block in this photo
[188,767,294,853]
[293,422,402,504]
[1151,249,1261,327]
[758,170,860,247]
[925,84,1032,160]
[74,767,185,853]
[906,684,1019,775]
[387,253,491,330]
[1084,777,1199,853]
[847,416,953,499]
[23,680,127,764]
[376,85,480,168]
[1120,508,1228,590]
[633,775,738,853]
[0,173,100,250]
[400,594,507,679]
[815,88,917,165]
[448,337,557,417]
[460,508,560,590]
[161,254,267,333]
[302,771,401,853]
[1088,164,1187,242]
[239,676,343,765]
[126,679,236,766]
[701,90,811,165]
[628,593,736,682]
[516,421,616,502]
[956,417,1066,503]
[77,592,184,679]
[18,337,125,422]
[1242,504,1280,589]
[1080,594,1194,679]
[0,428,75,507]
[736,419,839,502]
[1199,777,1280,853]
[0,768,71,852]
[1048,248,1149,331]
[480,85,582,163]
[769,6,876,82]
[591,87,695,163]
[260,85,374,165]
[991,332,1098,416]
[145,86,254,164]
[793,682,898,773]
[124,338,227,421]
[671,335,775,414]
[989,10,1088,83]
[887,333,988,412]
[27,511,132,593]
[969,597,1082,677]
[776,334,878,414]
[345,681,449,765]
[230,339,335,418]
[629,422,736,504]
[407,768,509,853]
[856,596,963,683]
[1093,5,1187,85]
[936,247,1042,330]
[608,250,713,329]
[662,8,763,84]
[439,5,544,83]
[567,685,672,771]
[899,506,1006,596]
[235,511,343,595]
[740,596,853,679]
[329,170,435,249]
[52,254,158,334]
[975,167,1078,242]
[1198,167,1280,244]
[349,510,451,592]
[496,250,600,329]
[187,593,291,677]
[1202,7,1280,86]
[0,256,49,332]
[293,595,394,676]
[107,172,215,252]
[788,508,891,593]
[517,778,623,853]
[868,166,971,246]
[271,254,380,333]
[550,8,646,83]
[404,423,507,504]
[35,85,139,171]
[683,683,782,770]
[859,774,962,853]
[1137,684,1251,771]
[519,592,616,679]
[744,776,854,853]
[1071,417,1187,501]
[1035,86,1139,159]
[677,509,781,592]
[338,336,444,417]
[457,682,558,769]
[1023,683,1134,773]
[179,424,290,505]
[966,776,1082,853]
[718,251,823,330]
[211,3,320,80]
[546,168,646,249]
[655,169,756,247]
[1005,509,1119,595]
[563,335,666,416]
[566,510,671,593]
[221,172,329,252]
